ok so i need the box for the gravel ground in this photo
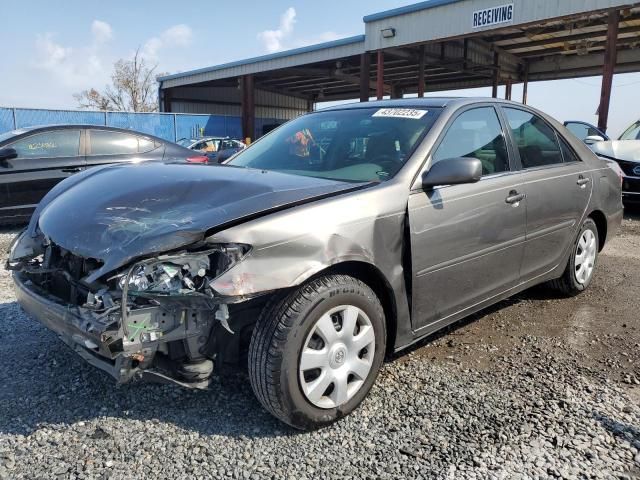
[0,213,639,480]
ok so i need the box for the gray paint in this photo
[10,98,623,386]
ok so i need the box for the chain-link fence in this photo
[0,107,283,142]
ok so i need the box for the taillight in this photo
[186,156,209,164]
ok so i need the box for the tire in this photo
[248,274,386,430]
[548,217,599,296]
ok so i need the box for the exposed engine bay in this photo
[8,230,260,388]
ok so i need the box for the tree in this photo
[74,48,162,112]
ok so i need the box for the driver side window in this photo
[433,107,509,175]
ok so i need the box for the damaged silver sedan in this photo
[8,98,623,430]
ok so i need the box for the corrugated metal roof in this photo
[364,0,640,51]
[159,35,365,87]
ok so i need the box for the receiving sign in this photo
[472,3,514,29]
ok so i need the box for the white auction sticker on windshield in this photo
[372,108,428,119]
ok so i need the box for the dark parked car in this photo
[176,136,246,163]
[0,125,205,224]
[9,98,623,430]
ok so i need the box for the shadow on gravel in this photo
[624,205,640,221]
[593,412,640,444]
[0,301,296,439]
[390,284,566,359]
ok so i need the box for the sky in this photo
[1,0,639,137]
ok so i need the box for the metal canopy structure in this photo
[158,0,640,141]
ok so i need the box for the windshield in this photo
[228,107,441,182]
[176,138,193,147]
[619,121,640,141]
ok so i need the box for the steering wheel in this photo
[370,154,403,178]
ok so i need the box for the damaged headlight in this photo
[118,244,251,296]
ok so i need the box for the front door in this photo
[409,106,526,331]
[0,128,84,222]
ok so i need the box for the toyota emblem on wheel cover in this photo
[633,165,640,176]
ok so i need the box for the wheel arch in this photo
[310,261,398,355]
[587,209,607,251]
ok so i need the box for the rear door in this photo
[408,105,526,331]
[85,129,164,168]
[502,107,592,281]
[0,128,84,221]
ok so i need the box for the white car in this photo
[565,120,640,205]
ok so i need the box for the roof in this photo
[0,125,172,142]
[320,97,459,111]
[158,35,365,88]
[363,0,463,23]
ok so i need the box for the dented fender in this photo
[206,181,415,350]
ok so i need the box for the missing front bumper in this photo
[12,272,216,389]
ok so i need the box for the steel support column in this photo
[417,45,426,98]
[598,10,620,133]
[360,53,371,102]
[522,62,529,104]
[505,79,512,100]
[492,51,500,98]
[390,84,403,99]
[241,74,255,143]
[376,50,384,100]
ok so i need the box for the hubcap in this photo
[299,305,375,409]
[575,229,597,284]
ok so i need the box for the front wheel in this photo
[248,274,386,430]
[549,218,599,295]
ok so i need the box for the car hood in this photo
[591,140,640,162]
[35,162,367,281]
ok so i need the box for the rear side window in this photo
[8,130,80,159]
[504,108,563,168]
[90,130,139,155]
[559,138,581,163]
[432,107,509,175]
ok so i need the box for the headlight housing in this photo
[118,244,251,297]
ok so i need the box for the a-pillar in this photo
[598,10,620,133]
[241,74,255,144]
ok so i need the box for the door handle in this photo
[577,175,590,188]
[505,190,525,205]
[62,167,82,173]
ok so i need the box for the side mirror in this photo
[0,148,17,163]
[584,135,605,145]
[422,157,483,188]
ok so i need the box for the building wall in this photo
[167,86,308,121]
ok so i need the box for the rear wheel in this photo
[248,274,386,430]
[549,218,599,295]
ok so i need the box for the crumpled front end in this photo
[8,230,255,388]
